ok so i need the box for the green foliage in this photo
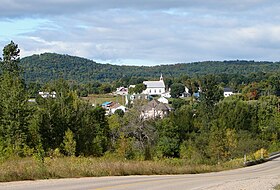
[1,41,20,74]
[129,83,147,94]
[62,128,76,156]
[156,118,180,158]
[77,106,110,156]
[170,83,185,98]
[20,53,280,85]
[171,98,186,109]
[157,136,180,158]
[114,109,124,117]
[179,139,203,163]
[116,135,136,160]
[200,75,224,108]
[0,42,33,157]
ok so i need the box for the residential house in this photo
[125,94,149,105]
[224,87,234,97]
[110,103,127,114]
[115,87,128,95]
[39,91,56,98]
[181,87,191,97]
[157,96,169,104]
[141,99,173,120]
[101,101,127,115]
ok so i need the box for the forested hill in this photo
[21,53,280,84]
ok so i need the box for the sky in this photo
[1,0,280,66]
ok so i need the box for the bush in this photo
[253,148,268,160]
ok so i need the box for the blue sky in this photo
[1,0,280,66]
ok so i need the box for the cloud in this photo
[1,0,280,65]
[0,0,277,18]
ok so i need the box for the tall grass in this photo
[274,184,280,190]
[0,156,243,182]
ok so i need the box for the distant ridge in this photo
[21,53,280,84]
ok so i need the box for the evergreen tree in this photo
[0,41,32,156]
[1,41,20,75]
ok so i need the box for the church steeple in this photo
[160,73,163,81]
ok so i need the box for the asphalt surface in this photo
[0,156,279,190]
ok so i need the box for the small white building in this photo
[39,91,56,98]
[224,88,234,97]
[142,74,165,96]
[125,94,148,105]
[110,103,127,114]
[115,87,128,95]
[158,96,169,104]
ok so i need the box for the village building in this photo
[110,103,127,114]
[101,101,127,115]
[38,91,56,98]
[141,99,173,120]
[142,74,165,96]
[115,87,128,95]
[125,94,150,105]
[157,96,169,104]
[224,87,234,97]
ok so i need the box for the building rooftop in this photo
[224,87,233,92]
[143,80,165,88]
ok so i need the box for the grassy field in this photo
[0,156,244,182]
[81,94,125,105]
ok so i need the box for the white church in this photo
[142,74,166,96]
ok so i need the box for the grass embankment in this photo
[0,156,243,182]
[81,94,124,105]
[275,184,280,190]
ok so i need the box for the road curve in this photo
[0,157,279,190]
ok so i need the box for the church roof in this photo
[143,80,165,88]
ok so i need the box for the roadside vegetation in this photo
[0,156,243,182]
[275,184,280,190]
[0,41,280,182]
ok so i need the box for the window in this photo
[154,89,156,93]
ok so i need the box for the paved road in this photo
[0,157,279,190]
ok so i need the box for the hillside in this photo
[21,53,280,84]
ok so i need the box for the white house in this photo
[39,91,56,98]
[224,88,234,97]
[158,96,169,104]
[125,94,149,105]
[110,103,127,114]
[142,74,165,96]
[115,87,128,95]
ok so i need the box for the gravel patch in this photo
[204,175,280,190]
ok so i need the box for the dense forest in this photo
[0,41,280,169]
[21,53,280,84]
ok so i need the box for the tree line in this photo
[21,52,280,85]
